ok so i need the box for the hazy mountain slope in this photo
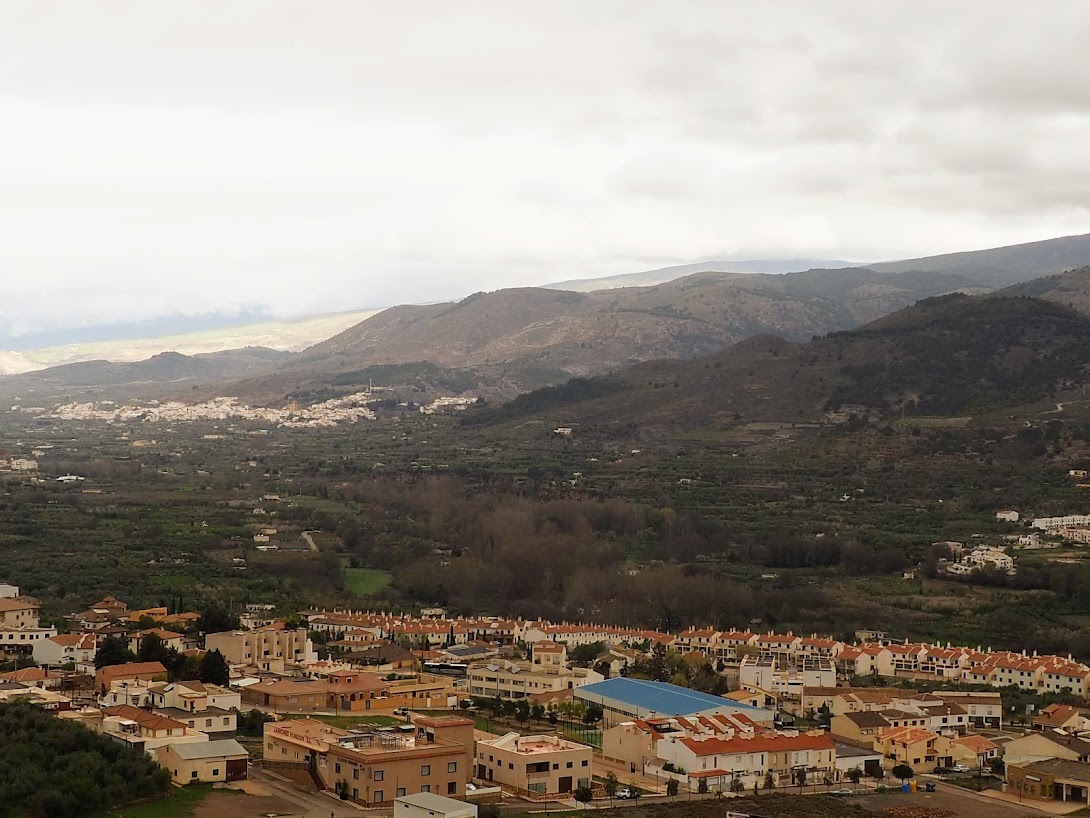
[11,309,382,371]
[300,268,984,391]
[4,347,289,389]
[545,258,855,292]
[1003,265,1090,313]
[465,294,1090,432]
[867,233,1090,286]
[0,351,38,376]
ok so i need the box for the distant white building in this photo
[0,583,18,599]
[1033,514,1090,530]
[995,510,1020,523]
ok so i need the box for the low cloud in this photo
[1,1,1089,337]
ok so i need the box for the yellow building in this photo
[157,739,249,785]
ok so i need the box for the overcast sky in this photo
[3,1,1090,338]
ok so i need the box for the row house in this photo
[753,633,802,661]
[656,732,837,790]
[672,627,721,655]
[603,712,762,771]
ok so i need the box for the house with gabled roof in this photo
[33,632,97,670]
[1034,704,1090,734]
[874,726,954,772]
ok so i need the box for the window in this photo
[582,760,588,767]
[191,771,198,779]
[552,764,558,770]
[224,717,230,725]
[566,762,573,769]
[353,769,359,780]
[206,719,213,727]
[448,762,457,773]
[374,770,384,781]
[374,791,383,803]
[448,782,457,795]
[397,788,406,797]
[336,763,341,774]
[212,769,220,776]
[421,785,431,793]
[421,765,431,776]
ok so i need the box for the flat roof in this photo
[833,741,882,758]
[575,678,770,719]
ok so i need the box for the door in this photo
[559,776,572,793]
[225,759,248,782]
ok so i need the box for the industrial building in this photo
[573,678,774,728]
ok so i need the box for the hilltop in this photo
[544,258,856,291]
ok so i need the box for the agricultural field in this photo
[5,391,1090,658]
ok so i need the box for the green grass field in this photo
[109,785,223,818]
[343,567,392,596]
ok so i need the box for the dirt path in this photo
[302,531,319,552]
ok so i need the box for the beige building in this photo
[873,727,955,773]
[95,661,168,695]
[205,626,316,671]
[475,732,592,796]
[157,739,249,785]
[467,660,602,701]
[0,597,57,654]
[264,715,474,806]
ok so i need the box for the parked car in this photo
[615,788,635,799]
[393,707,410,716]
[833,788,855,797]
[950,765,970,773]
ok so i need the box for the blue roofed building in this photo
[574,678,774,728]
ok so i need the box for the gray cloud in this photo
[2,0,1090,337]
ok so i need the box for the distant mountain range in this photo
[464,289,1090,435]
[6,233,1090,399]
[543,258,857,292]
[299,268,988,392]
[0,309,380,377]
[2,348,290,392]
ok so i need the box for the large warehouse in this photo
[574,678,774,728]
